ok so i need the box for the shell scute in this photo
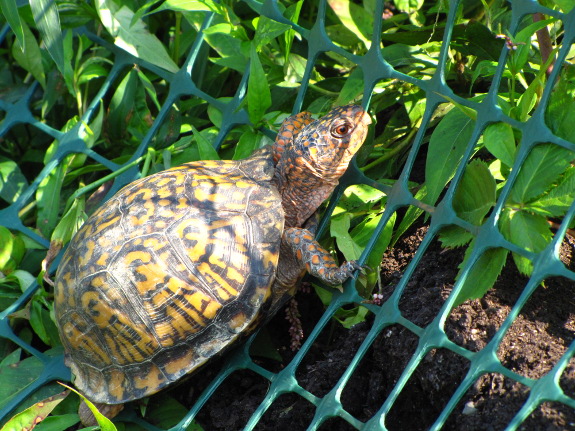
[54,149,283,404]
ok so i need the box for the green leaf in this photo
[36,163,66,238]
[352,211,395,289]
[108,68,139,141]
[233,130,260,160]
[30,301,61,347]
[0,158,28,204]
[451,21,503,62]
[284,1,303,63]
[526,166,575,217]
[10,270,36,293]
[334,305,369,329]
[146,396,205,430]
[453,160,496,225]
[155,106,182,150]
[425,108,476,205]
[152,0,221,13]
[471,60,498,89]
[327,0,372,47]
[0,352,63,413]
[335,68,364,106]
[82,102,105,150]
[499,208,552,275]
[0,390,69,431]
[0,0,25,48]
[550,0,574,12]
[453,245,508,306]
[325,23,364,47]
[31,414,79,431]
[248,44,272,125]
[0,283,23,311]
[488,159,506,181]
[59,28,76,96]
[253,16,291,50]
[335,184,386,215]
[96,0,179,73]
[351,214,389,249]
[516,75,543,122]
[313,284,333,307]
[331,213,363,261]
[394,0,424,14]
[203,24,249,73]
[191,126,219,160]
[380,43,437,73]
[51,196,86,247]
[441,157,496,252]
[437,94,477,121]
[77,61,109,86]
[330,184,392,292]
[509,143,572,205]
[59,383,117,431]
[508,19,555,74]
[169,136,200,165]
[206,98,232,129]
[0,226,25,274]
[29,0,67,78]
[482,122,516,167]
[546,66,575,144]
[11,22,46,88]
[0,349,21,367]
[391,186,426,246]
[137,68,162,111]
[284,53,307,82]
[438,225,473,248]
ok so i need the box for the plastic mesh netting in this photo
[1,0,575,430]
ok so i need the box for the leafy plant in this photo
[436,50,575,306]
[0,0,403,427]
[1,0,574,429]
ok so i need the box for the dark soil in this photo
[171,225,575,430]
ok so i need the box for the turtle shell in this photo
[54,146,283,404]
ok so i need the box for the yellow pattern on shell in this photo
[52,104,372,407]
[53,147,282,405]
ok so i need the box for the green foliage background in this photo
[0,0,574,429]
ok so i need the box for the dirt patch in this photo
[173,225,575,430]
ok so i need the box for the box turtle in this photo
[54,104,371,424]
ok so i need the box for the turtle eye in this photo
[331,121,353,138]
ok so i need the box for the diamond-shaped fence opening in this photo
[1,0,575,430]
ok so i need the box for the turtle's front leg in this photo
[269,227,361,316]
[268,227,360,350]
[282,227,361,286]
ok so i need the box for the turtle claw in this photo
[322,260,367,286]
[344,260,371,276]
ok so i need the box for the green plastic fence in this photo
[1,0,575,430]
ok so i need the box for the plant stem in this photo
[361,124,419,172]
[533,13,555,77]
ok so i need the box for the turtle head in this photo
[293,104,371,180]
[273,105,371,228]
